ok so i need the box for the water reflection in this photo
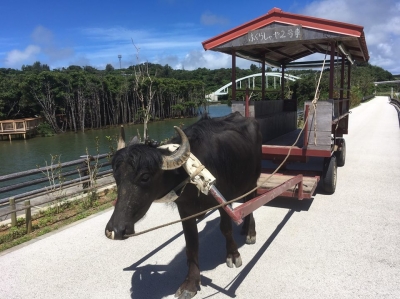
[0,104,231,176]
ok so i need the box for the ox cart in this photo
[201,7,369,224]
[105,8,370,299]
[211,98,351,225]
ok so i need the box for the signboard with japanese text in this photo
[247,25,303,45]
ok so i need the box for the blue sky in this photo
[1,0,400,74]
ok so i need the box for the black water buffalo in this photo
[105,112,262,298]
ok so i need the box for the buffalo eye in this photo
[140,173,151,183]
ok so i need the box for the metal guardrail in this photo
[0,153,114,206]
[362,95,375,102]
[390,97,400,108]
[389,98,400,126]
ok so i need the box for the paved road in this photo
[1,96,399,299]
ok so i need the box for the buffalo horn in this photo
[161,126,191,170]
[117,125,126,150]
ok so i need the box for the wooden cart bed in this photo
[257,173,319,199]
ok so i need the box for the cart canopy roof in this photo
[202,7,369,67]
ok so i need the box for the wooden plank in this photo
[303,131,332,148]
[304,101,333,150]
[263,128,331,150]
[264,129,303,147]
[305,101,333,132]
[258,112,297,143]
[262,145,331,158]
[257,173,318,196]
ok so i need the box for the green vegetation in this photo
[0,61,395,134]
[36,121,55,137]
[0,189,117,252]
[0,62,207,133]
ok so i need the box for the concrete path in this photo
[1,96,399,299]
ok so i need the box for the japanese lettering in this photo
[247,25,302,45]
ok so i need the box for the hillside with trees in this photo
[0,61,394,134]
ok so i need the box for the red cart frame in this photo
[202,7,369,223]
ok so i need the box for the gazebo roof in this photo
[202,7,369,67]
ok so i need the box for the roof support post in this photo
[329,42,335,99]
[231,50,236,101]
[281,66,285,100]
[340,54,345,100]
[261,56,266,101]
[347,61,351,99]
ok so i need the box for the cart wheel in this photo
[335,138,346,167]
[322,156,337,194]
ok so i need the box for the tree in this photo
[250,63,259,72]
[67,65,83,72]
[105,64,114,73]
[0,60,392,132]
[84,66,98,74]
[22,71,62,133]
[131,41,156,140]
[22,61,50,73]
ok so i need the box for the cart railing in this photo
[332,98,350,119]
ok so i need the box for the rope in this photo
[124,59,329,238]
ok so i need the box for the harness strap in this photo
[153,177,190,203]
[173,177,190,195]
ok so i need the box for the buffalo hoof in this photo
[226,254,242,268]
[175,288,197,299]
[246,234,256,244]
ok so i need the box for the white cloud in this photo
[81,26,203,50]
[4,1,399,74]
[31,25,54,45]
[171,50,251,71]
[377,43,393,57]
[31,25,74,63]
[81,27,149,42]
[301,0,400,73]
[3,26,74,69]
[5,45,41,67]
[201,11,229,26]
[78,26,211,69]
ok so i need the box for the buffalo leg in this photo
[219,208,242,268]
[240,191,257,244]
[175,207,201,299]
[241,213,256,244]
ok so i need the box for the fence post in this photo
[9,198,17,227]
[25,200,32,233]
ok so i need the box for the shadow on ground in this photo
[125,215,236,298]
[123,196,312,298]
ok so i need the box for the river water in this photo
[0,104,232,177]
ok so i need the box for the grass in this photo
[0,188,116,253]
